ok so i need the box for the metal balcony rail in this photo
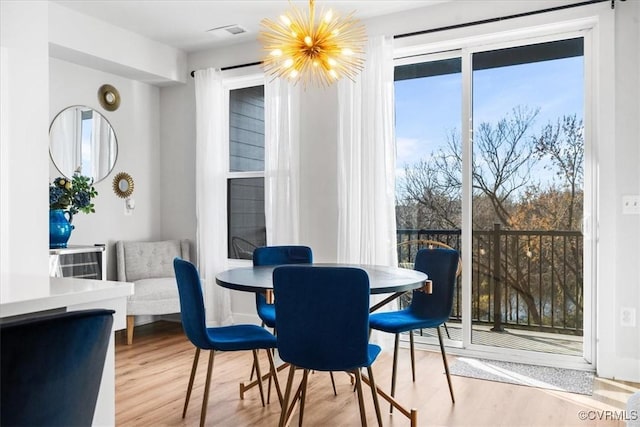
[397,225,583,336]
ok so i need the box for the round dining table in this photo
[215,263,428,295]
[215,263,427,426]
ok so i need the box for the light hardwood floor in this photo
[116,321,638,426]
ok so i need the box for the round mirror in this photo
[49,106,118,184]
[112,172,134,198]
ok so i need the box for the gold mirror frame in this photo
[112,172,134,198]
[98,84,121,111]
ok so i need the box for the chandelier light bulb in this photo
[280,15,291,26]
[324,9,333,22]
[260,0,366,87]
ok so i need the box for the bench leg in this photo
[127,315,135,345]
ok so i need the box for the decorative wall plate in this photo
[98,84,121,111]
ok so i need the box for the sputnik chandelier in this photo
[260,0,366,87]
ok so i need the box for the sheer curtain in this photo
[264,78,301,245]
[194,68,232,326]
[90,113,114,179]
[50,109,80,175]
[337,35,397,267]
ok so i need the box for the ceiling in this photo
[53,0,443,53]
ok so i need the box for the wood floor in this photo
[116,321,638,426]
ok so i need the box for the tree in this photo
[396,108,585,331]
[398,106,541,229]
[533,114,584,230]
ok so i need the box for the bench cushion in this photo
[127,278,181,315]
[122,240,184,282]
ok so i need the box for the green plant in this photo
[49,174,98,215]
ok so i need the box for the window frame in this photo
[393,15,599,368]
[223,72,266,261]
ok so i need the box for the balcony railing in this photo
[397,226,584,336]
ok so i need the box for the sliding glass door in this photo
[470,37,585,356]
[395,53,464,348]
[394,32,591,363]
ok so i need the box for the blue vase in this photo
[49,209,74,249]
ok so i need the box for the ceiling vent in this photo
[206,25,248,39]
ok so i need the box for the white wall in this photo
[0,1,50,299]
[49,58,163,280]
[44,1,192,281]
[48,2,187,85]
[608,0,640,379]
[159,0,640,382]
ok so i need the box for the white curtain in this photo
[50,108,80,175]
[337,35,397,268]
[194,68,232,326]
[264,78,301,245]
[91,113,114,179]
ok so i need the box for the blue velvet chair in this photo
[369,247,459,408]
[253,245,313,329]
[251,246,330,397]
[1,309,114,426]
[273,265,383,427]
[173,258,282,427]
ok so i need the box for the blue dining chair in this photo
[253,245,313,329]
[173,257,282,427]
[369,247,459,409]
[251,246,334,398]
[273,265,383,427]
[1,309,114,426]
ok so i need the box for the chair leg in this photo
[444,322,451,339]
[389,333,400,413]
[367,366,383,427]
[183,347,201,418]
[437,326,455,403]
[249,321,267,382]
[279,365,297,427]
[409,330,416,382]
[299,369,310,426]
[199,350,215,427]
[329,371,337,396]
[266,348,283,406]
[126,315,135,345]
[354,369,368,427]
[252,349,266,407]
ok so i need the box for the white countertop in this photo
[0,276,133,318]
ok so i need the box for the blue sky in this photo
[395,56,584,182]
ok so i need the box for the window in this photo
[227,84,266,259]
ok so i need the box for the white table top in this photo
[0,276,133,318]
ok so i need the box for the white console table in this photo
[0,276,133,426]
